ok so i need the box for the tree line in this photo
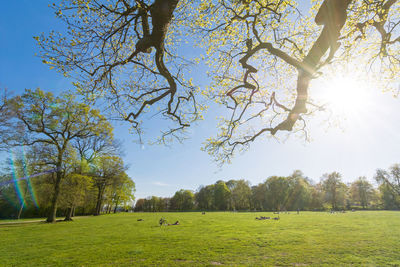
[135,168,400,212]
[0,89,135,221]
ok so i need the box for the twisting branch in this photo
[201,0,354,163]
[37,0,202,142]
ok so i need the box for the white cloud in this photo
[151,181,170,187]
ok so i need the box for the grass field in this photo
[1,211,399,266]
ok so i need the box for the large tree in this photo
[375,164,400,209]
[375,164,400,196]
[36,0,400,163]
[320,172,347,210]
[213,180,231,210]
[90,155,128,215]
[170,189,195,211]
[196,184,215,210]
[349,176,375,209]
[1,89,112,222]
[228,179,252,210]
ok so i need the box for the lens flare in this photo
[9,150,25,208]
[22,146,39,208]
[0,169,58,187]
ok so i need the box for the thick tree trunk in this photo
[47,168,63,223]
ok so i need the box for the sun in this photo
[312,72,373,118]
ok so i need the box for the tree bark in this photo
[47,166,63,222]
[17,186,28,219]
[64,206,73,221]
[113,197,120,213]
[94,185,105,216]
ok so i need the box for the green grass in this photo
[1,211,399,266]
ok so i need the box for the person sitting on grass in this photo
[159,218,167,226]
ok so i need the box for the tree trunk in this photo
[113,197,120,213]
[17,202,24,220]
[47,168,63,223]
[94,185,105,216]
[17,186,28,219]
[64,206,73,221]
[72,206,76,217]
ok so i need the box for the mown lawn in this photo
[1,211,399,266]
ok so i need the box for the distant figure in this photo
[137,219,144,221]
[273,216,280,220]
[297,209,300,214]
[159,217,166,226]
[352,209,355,212]
[256,216,270,220]
[168,221,180,226]
[202,211,206,215]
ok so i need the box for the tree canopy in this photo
[36,0,400,163]
[0,89,118,222]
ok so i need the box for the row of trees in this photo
[135,167,400,212]
[0,89,135,221]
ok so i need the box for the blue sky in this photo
[1,1,400,199]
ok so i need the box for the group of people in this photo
[159,218,180,226]
[255,216,271,220]
[255,216,280,220]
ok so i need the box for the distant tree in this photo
[1,89,112,222]
[213,181,231,211]
[309,183,325,211]
[378,184,400,210]
[250,183,267,211]
[229,179,252,211]
[109,173,135,213]
[349,177,375,209]
[375,164,400,209]
[285,171,313,211]
[196,185,215,210]
[143,196,165,212]
[375,164,400,196]
[321,172,347,210]
[90,155,127,216]
[134,198,146,212]
[170,189,195,211]
[60,172,93,221]
[265,176,290,211]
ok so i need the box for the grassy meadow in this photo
[1,211,400,266]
